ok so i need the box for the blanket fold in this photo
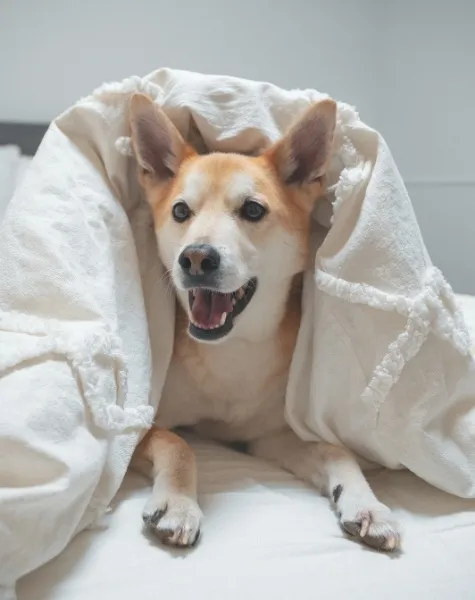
[0,68,474,595]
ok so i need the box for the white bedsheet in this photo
[17,296,475,600]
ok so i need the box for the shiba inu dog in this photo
[129,93,401,551]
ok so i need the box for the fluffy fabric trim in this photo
[331,102,366,219]
[315,267,474,415]
[0,310,153,433]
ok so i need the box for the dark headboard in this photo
[0,122,49,155]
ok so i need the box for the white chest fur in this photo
[156,331,290,442]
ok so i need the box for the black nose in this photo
[178,244,221,275]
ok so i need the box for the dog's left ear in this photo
[267,99,337,186]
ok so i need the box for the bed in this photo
[2,122,475,600]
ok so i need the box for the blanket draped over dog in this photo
[1,68,474,595]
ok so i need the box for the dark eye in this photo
[239,199,267,222]
[172,201,191,223]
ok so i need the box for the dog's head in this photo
[130,94,336,343]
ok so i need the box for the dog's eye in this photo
[239,199,267,222]
[172,201,191,223]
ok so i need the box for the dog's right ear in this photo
[129,93,190,181]
[266,98,337,187]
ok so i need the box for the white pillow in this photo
[15,155,33,188]
[0,145,21,221]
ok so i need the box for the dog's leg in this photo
[250,429,400,551]
[131,427,202,547]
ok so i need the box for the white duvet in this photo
[1,68,474,598]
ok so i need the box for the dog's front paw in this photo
[142,493,202,547]
[336,492,401,551]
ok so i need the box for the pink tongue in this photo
[192,290,233,328]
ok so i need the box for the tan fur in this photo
[134,428,196,494]
[132,428,201,547]
[146,151,316,242]
[130,93,401,551]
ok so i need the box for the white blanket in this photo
[1,68,474,597]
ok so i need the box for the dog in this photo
[129,92,401,551]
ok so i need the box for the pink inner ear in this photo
[133,113,176,179]
[131,97,186,180]
[285,117,333,184]
[278,100,336,185]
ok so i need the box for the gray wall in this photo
[0,0,473,292]
[370,2,475,294]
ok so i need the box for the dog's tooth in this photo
[220,312,227,326]
[236,287,244,300]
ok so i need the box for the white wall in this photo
[0,0,375,122]
[0,0,473,292]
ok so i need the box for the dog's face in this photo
[130,94,336,343]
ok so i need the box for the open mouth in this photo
[187,278,258,342]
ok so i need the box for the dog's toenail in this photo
[332,484,343,503]
[191,529,201,547]
[143,509,164,526]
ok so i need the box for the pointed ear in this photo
[268,98,337,185]
[129,93,188,180]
